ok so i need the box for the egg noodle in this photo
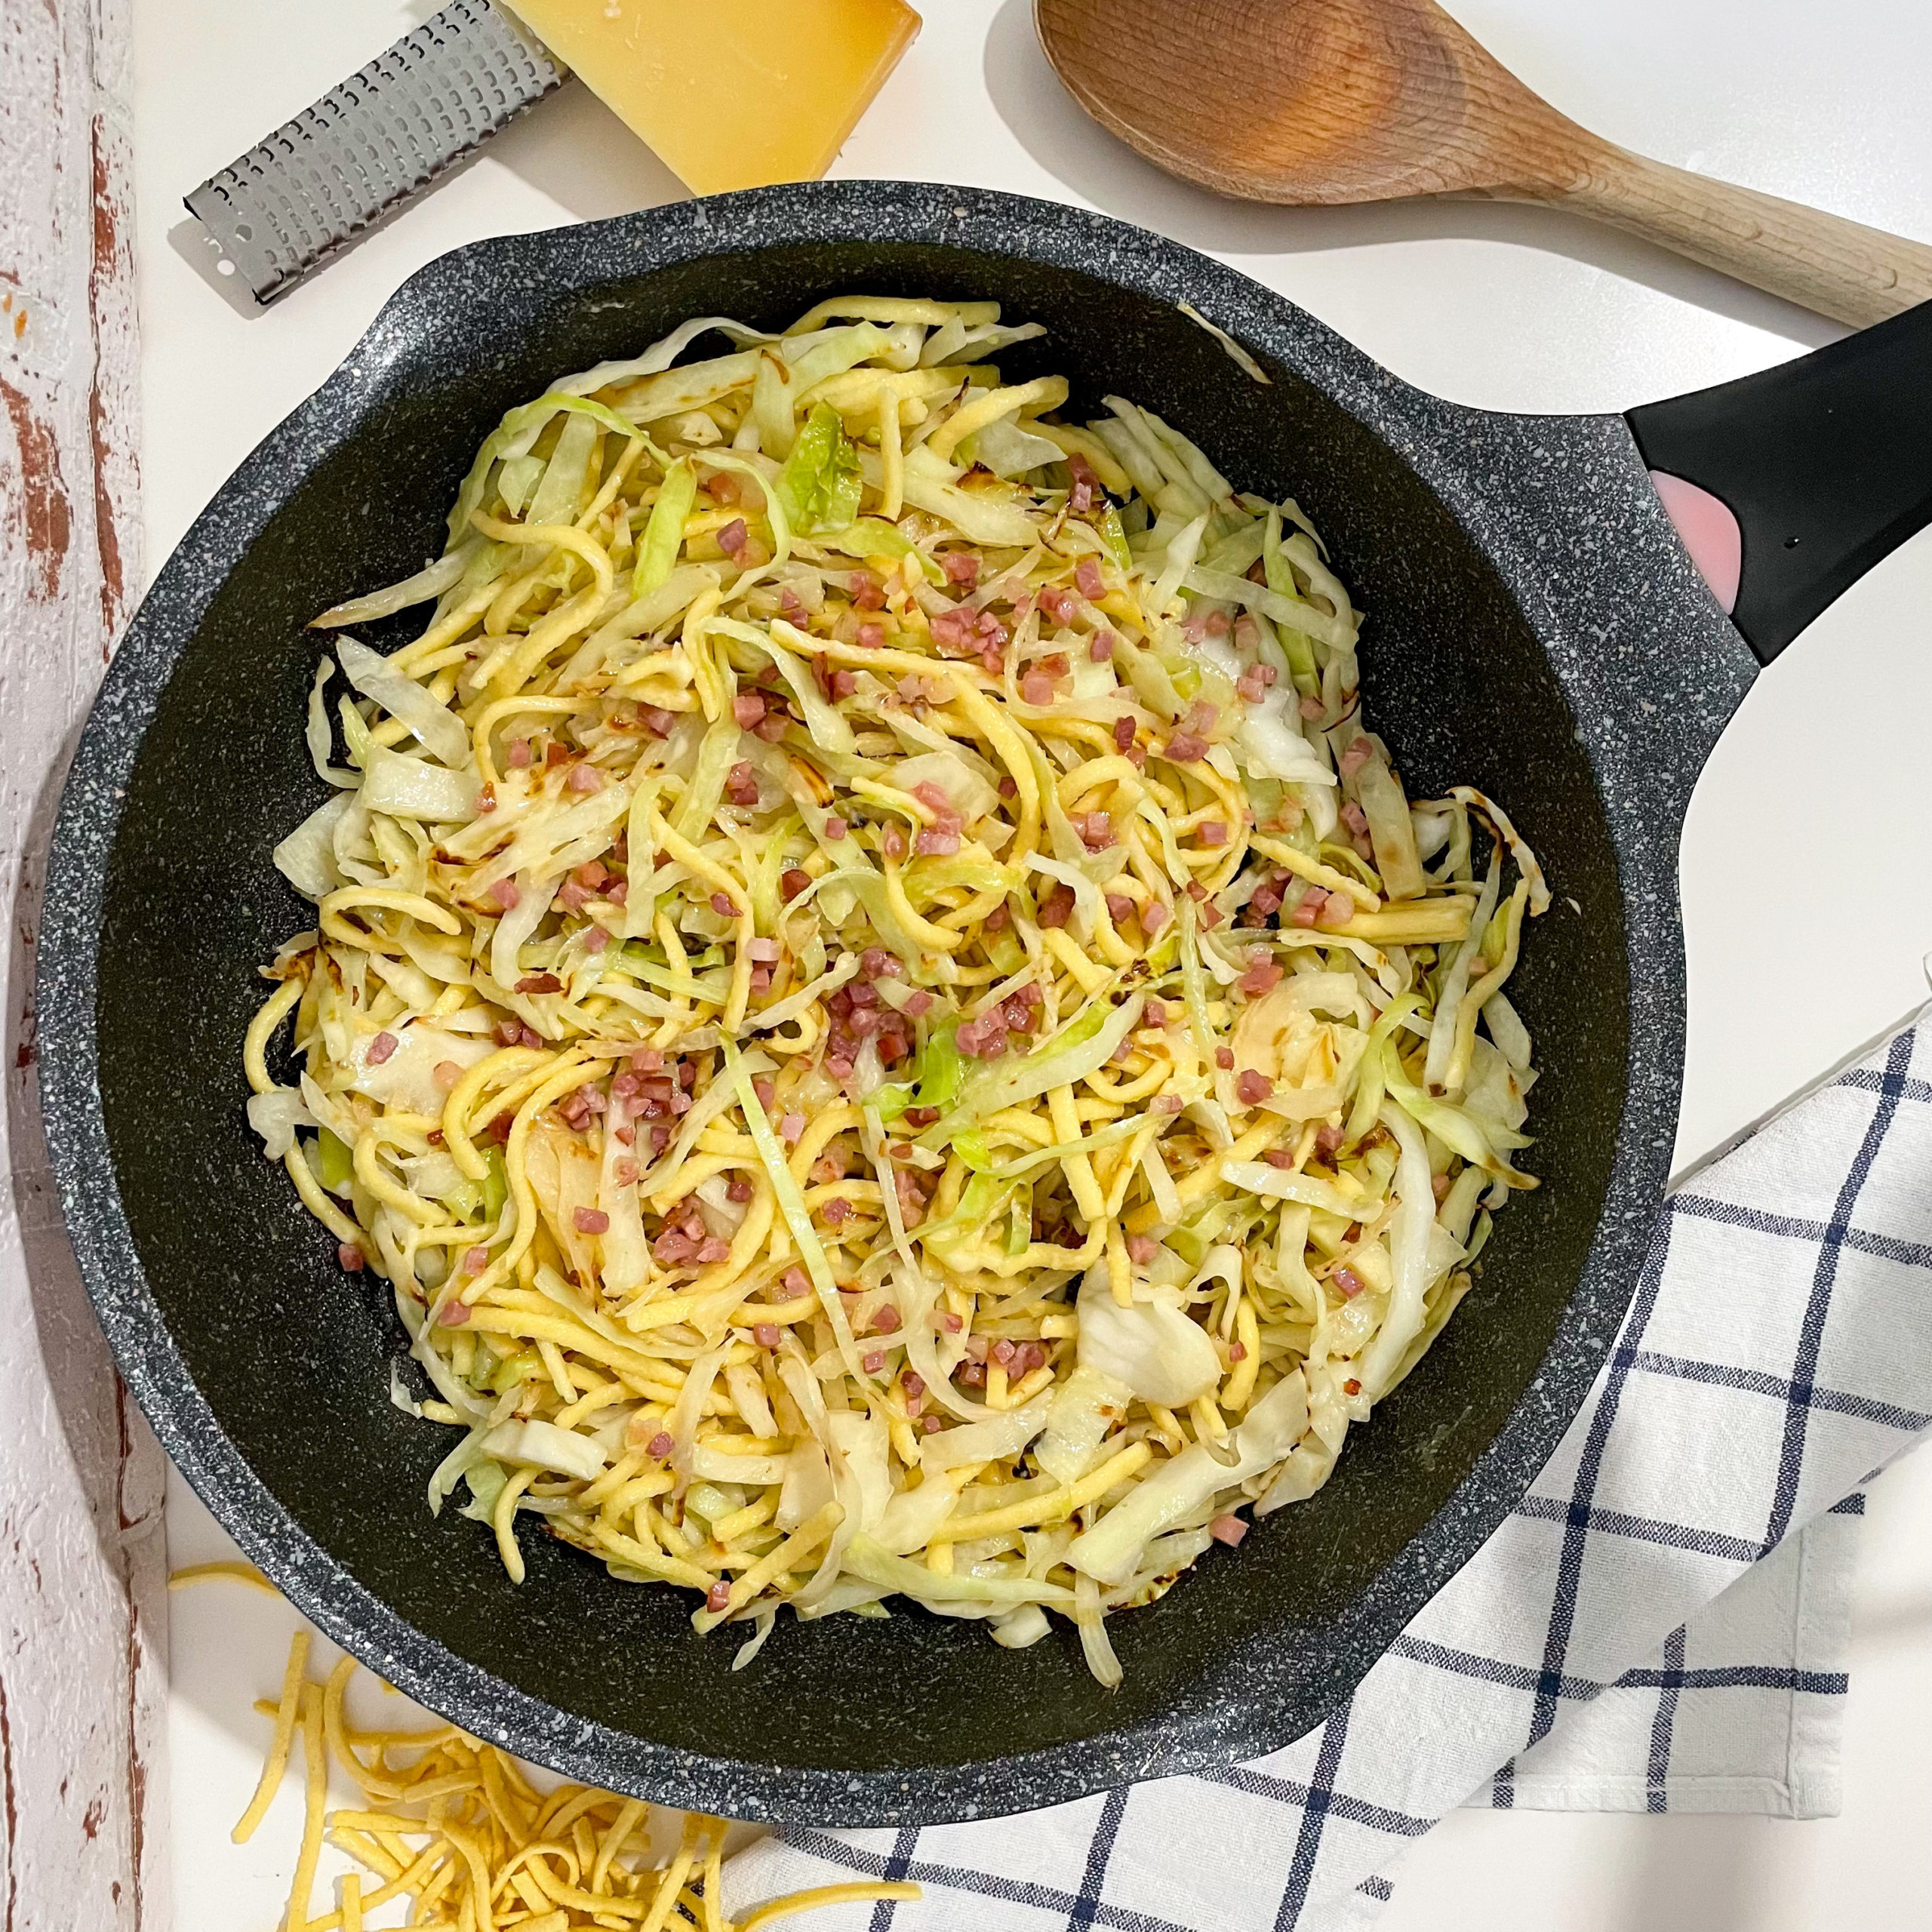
[245,294,1546,1684]
[174,1567,917,1930]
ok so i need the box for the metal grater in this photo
[184,0,566,306]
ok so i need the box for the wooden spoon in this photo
[1034,0,1932,328]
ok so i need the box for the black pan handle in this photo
[1626,296,1932,663]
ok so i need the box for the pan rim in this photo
[35,177,1755,1825]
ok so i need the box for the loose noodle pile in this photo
[245,295,1547,1683]
[177,1565,912,1930]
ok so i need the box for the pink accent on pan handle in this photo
[1627,297,1932,663]
[1647,470,1743,614]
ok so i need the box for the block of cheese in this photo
[503,0,920,195]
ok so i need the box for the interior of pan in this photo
[94,235,1628,1788]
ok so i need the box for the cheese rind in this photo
[505,0,920,195]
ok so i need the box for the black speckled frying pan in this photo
[36,182,1932,1826]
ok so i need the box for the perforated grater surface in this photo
[183,0,566,306]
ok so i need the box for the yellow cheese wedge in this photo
[504,0,921,195]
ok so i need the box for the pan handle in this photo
[1626,297,1932,663]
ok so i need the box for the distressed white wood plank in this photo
[1,2,165,1930]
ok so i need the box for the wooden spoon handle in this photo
[1515,143,1932,329]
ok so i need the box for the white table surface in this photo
[134,2,1932,1925]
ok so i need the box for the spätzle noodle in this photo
[226,1623,918,1932]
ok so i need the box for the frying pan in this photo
[36,181,1932,1827]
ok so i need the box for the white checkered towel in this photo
[723,1008,1932,1930]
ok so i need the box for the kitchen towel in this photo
[1460,1491,1860,1820]
[722,1005,1932,1930]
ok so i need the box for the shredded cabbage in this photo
[483,1419,608,1482]
[946,993,1143,1128]
[1075,1266,1222,1407]
[921,1396,1053,1472]
[311,546,475,629]
[337,638,472,770]
[1035,1362,1133,1484]
[273,794,352,899]
[1069,1370,1309,1586]
[359,747,479,823]
[246,1087,315,1161]
[635,457,697,597]
[844,1536,1075,1610]
[776,402,863,534]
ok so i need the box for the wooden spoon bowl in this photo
[1035,0,1932,327]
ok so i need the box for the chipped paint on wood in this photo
[1,1,165,1930]
[0,377,71,598]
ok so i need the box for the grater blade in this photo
[183,0,566,306]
